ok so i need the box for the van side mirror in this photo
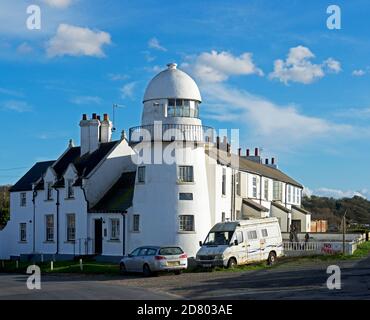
[199,241,202,247]
[234,239,239,246]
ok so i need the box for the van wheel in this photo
[227,258,237,269]
[174,270,182,275]
[267,252,277,266]
[120,263,127,274]
[143,264,152,277]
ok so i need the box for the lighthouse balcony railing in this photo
[129,124,215,143]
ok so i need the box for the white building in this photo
[0,63,311,261]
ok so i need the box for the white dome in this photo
[143,63,202,103]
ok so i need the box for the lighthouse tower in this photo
[128,63,214,257]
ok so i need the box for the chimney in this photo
[80,113,101,156]
[255,148,259,157]
[226,143,230,154]
[216,136,220,149]
[271,157,275,165]
[246,149,250,157]
[238,148,241,156]
[100,113,113,143]
[265,159,269,165]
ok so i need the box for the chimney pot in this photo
[238,148,241,156]
[103,113,109,121]
[255,148,259,157]
[82,114,87,120]
[92,113,97,120]
[246,149,250,157]
[272,157,275,165]
[265,159,269,165]
[226,143,230,153]
[216,136,220,149]
[97,115,101,121]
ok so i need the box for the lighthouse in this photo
[128,63,214,257]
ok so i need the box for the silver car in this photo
[119,246,188,276]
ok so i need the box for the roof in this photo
[90,171,136,213]
[143,63,202,102]
[206,146,303,188]
[271,201,291,213]
[291,205,311,215]
[242,198,269,212]
[9,161,55,192]
[52,141,117,187]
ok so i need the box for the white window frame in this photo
[20,223,27,242]
[138,166,145,183]
[287,185,291,203]
[133,214,140,232]
[67,179,74,198]
[178,165,194,183]
[46,182,53,200]
[45,214,54,242]
[66,214,76,242]
[252,176,257,198]
[110,219,120,240]
[264,179,269,200]
[20,192,26,207]
[273,181,282,201]
[247,230,258,240]
[179,215,195,232]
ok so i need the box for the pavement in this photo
[0,255,369,300]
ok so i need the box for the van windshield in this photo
[203,231,234,246]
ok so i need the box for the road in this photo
[1,255,369,299]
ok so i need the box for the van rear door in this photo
[246,229,260,262]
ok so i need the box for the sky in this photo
[1,0,370,199]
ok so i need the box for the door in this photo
[246,229,260,262]
[292,220,301,233]
[233,230,247,264]
[94,219,103,255]
[125,247,141,271]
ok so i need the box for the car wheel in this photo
[174,270,182,275]
[267,251,277,266]
[227,258,237,269]
[143,264,152,277]
[119,263,127,274]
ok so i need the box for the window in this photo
[273,181,282,201]
[179,215,194,232]
[292,187,296,203]
[167,99,199,118]
[178,166,194,183]
[20,223,27,242]
[261,228,268,238]
[236,231,243,243]
[110,219,120,240]
[247,230,258,240]
[129,248,141,256]
[20,192,26,207]
[297,188,301,204]
[45,215,54,242]
[287,185,291,203]
[179,193,193,200]
[138,166,145,183]
[66,214,75,241]
[236,172,241,196]
[252,177,257,198]
[264,179,269,200]
[222,168,226,195]
[47,182,53,200]
[222,212,225,222]
[138,248,148,256]
[133,214,140,232]
[147,248,157,256]
[67,179,74,198]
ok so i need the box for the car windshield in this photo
[203,231,234,246]
[159,247,184,255]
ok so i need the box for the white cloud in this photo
[352,69,366,77]
[148,38,167,51]
[108,73,129,81]
[142,50,156,62]
[269,46,341,84]
[323,58,342,73]
[182,50,263,83]
[308,187,369,199]
[46,24,111,58]
[120,82,136,99]
[70,96,102,105]
[41,0,73,9]
[0,87,23,97]
[200,82,351,146]
[17,42,33,54]
[2,100,32,112]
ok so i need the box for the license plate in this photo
[202,264,212,268]
[167,261,180,266]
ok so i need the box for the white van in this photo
[196,218,283,268]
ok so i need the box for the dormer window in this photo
[167,99,199,118]
[67,179,74,198]
[46,182,53,200]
